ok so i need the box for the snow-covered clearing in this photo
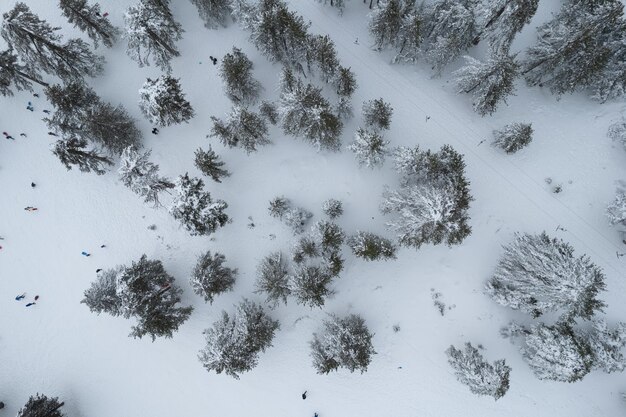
[1,1,626,416]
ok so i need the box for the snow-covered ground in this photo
[1,1,626,416]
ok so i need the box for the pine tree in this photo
[310,314,375,374]
[82,255,193,340]
[0,48,48,96]
[473,0,539,50]
[290,265,334,308]
[522,321,594,382]
[59,0,121,48]
[368,0,404,51]
[587,319,626,373]
[279,68,343,151]
[255,251,291,307]
[210,106,270,153]
[53,137,113,175]
[393,9,422,63]
[199,299,279,379]
[322,198,343,219]
[259,101,279,125]
[606,189,626,226]
[169,173,229,235]
[118,146,174,207]
[485,232,606,320]
[230,0,257,30]
[362,98,393,131]
[608,118,626,151]
[454,50,518,116]
[190,0,232,29]
[348,128,389,168]
[522,1,624,95]
[17,394,65,417]
[139,76,195,126]
[268,195,314,234]
[422,0,479,75]
[446,342,511,400]
[194,146,230,182]
[333,65,357,98]
[309,34,340,82]
[268,196,291,219]
[219,47,262,105]
[124,0,184,71]
[2,2,104,81]
[347,231,396,261]
[592,21,626,103]
[191,251,237,303]
[492,122,533,153]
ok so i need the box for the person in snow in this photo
[20,133,27,137]
[15,293,26,301]
[34,295,39,301]
[152,127,159,135]
[24,206,38,211]
[31,182,36,188]
[302,391,307,400]
[25,302,36,307]
[3,132,15,140]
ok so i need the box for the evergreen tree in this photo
[124,0,184,71]
[309,34,340,82]
[190,0,232,29]
[53,137,113,175]
[255,251,291,307]
[0,48,48,96]
[219,47,262,105]
[422,0,479,75]
[446,342,511,400]
[194,146,230,183]
[587,319,626,374]
[139,76,195,126]
[393,8,422,63]
[268,196,314,234]
[2,2,104,81]
[368,0,404,51]
[454,50,518,116]
[17,394,65,417]
[310,314,375,374]
[362,98,393,131]
[606,189,626,226]
[333,65,357,98]
[485,232,606,320]
[279,68,343,151]
[521,321,594,382]
[59,0,121,48]
[592,21,626,103]
[290,265,334,308]
[322,198,343,219]
[268,195,291,219]
[492,122,533,153]
[82,255,193,340]
[199,299,279,379]
[230,0,257,30]
[259,101,279,125]
[473,0,539,50]
[170,173,229,235]
[316,0,348,15]
[608,118,626,151]
[348,128,389,168]
[118,146,174,207]
[210,106,270,153]
[191,250,237,303]
[312,220,345,255]
[522,1,624,95]
[347,231,396,261]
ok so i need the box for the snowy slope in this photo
[1,1,626,416]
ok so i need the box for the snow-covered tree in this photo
[139,76,194,126]
[210,106,270,153]
[608,118,626,151]
[309,34,339,81]
[170,173,229,236]
[393,9,422,63]
[119,146,174,207]
[606,189,626,226]
[17,394,65,417]
[473,0,539,50]
[230,0,257,30]
[362,98,393,131]
[521,321,594,382]
[268,196,315,234]
[279,68,343,151]
[587,318,626,373]
[290,265,334,308]
[199,299,279,379]
[124,0,184,71]
[316,0,348,15]
[194,146,230,183]
[190,0,232,29]
[191,251,237,303]
[485,232,606,320]
[59,0,121,48]
[522,0,624,95]
[348,128,389,168]
[259,101,279,125]
[255,251,291,307]
[592,22,626,103]
[45,82,141,155]
[322,198,343,219]
[454,50,518,116]
[492,122,532,153]
[220,47,262,105]
[0,48,48,96]
[268,196,291,219]
[347,231,396,261]
[82,255,193,340]
[310,314,376,374]
[333,65,357,98]
[53,137,113,175]
[446,342,511,400]
[368,0,405,51]
[422,0,479,75]
[2,2,104,81]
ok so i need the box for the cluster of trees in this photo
[486,232,626,382]
[17,394,65,417]
[348,98,393,168]
[381,144,472,248]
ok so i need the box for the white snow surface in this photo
[2,1,626,416]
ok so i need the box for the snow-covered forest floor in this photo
[1,0,626,416]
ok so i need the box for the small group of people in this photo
[15,293,39,307]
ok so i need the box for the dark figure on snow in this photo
[3,132,15,140]
[48,132,58,136]
[302,391,307,400]
[25,302,36,307]
[0,401,4,409]
[20,133,27,137]
[152,127,159,135]
[81,251,91,257]
[31,182,36,188]
[15,293,26,301]
[24,206,37,211]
